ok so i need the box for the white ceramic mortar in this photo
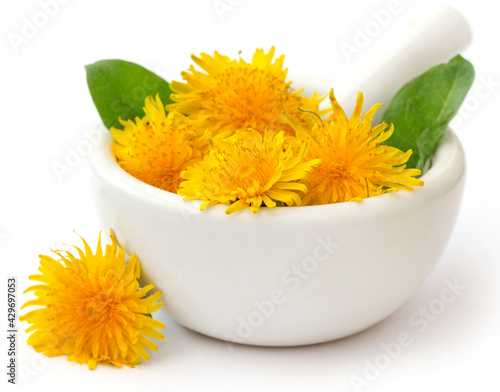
[89,6,470,345]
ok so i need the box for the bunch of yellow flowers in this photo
[111,47,423,214]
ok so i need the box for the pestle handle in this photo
[319,6,472,119]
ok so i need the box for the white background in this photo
[1,0,499,391]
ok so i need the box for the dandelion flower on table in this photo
[178,130,321,214]
[286,89,424,205]
[20,232,165,370]
[111,94,210,193]
[166,47,325,137]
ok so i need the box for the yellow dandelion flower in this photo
[287,89,424,205]
[166,47,324,137]
[112,94,210,193]
[178,130,321,214]
[20,232,165,370]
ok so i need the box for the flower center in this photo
[85,292,118,321]
[327,162,346,178]
[208,67,287,131]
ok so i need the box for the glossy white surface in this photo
[89,116,466,346]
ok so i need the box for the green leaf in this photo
[381,55,474,171]
[85,59,173,129]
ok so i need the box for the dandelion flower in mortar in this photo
[178,130,321,214]
[166,47,325,137]
[285,89,424,205]
[112,94,210,193]
[20,231,165,370]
